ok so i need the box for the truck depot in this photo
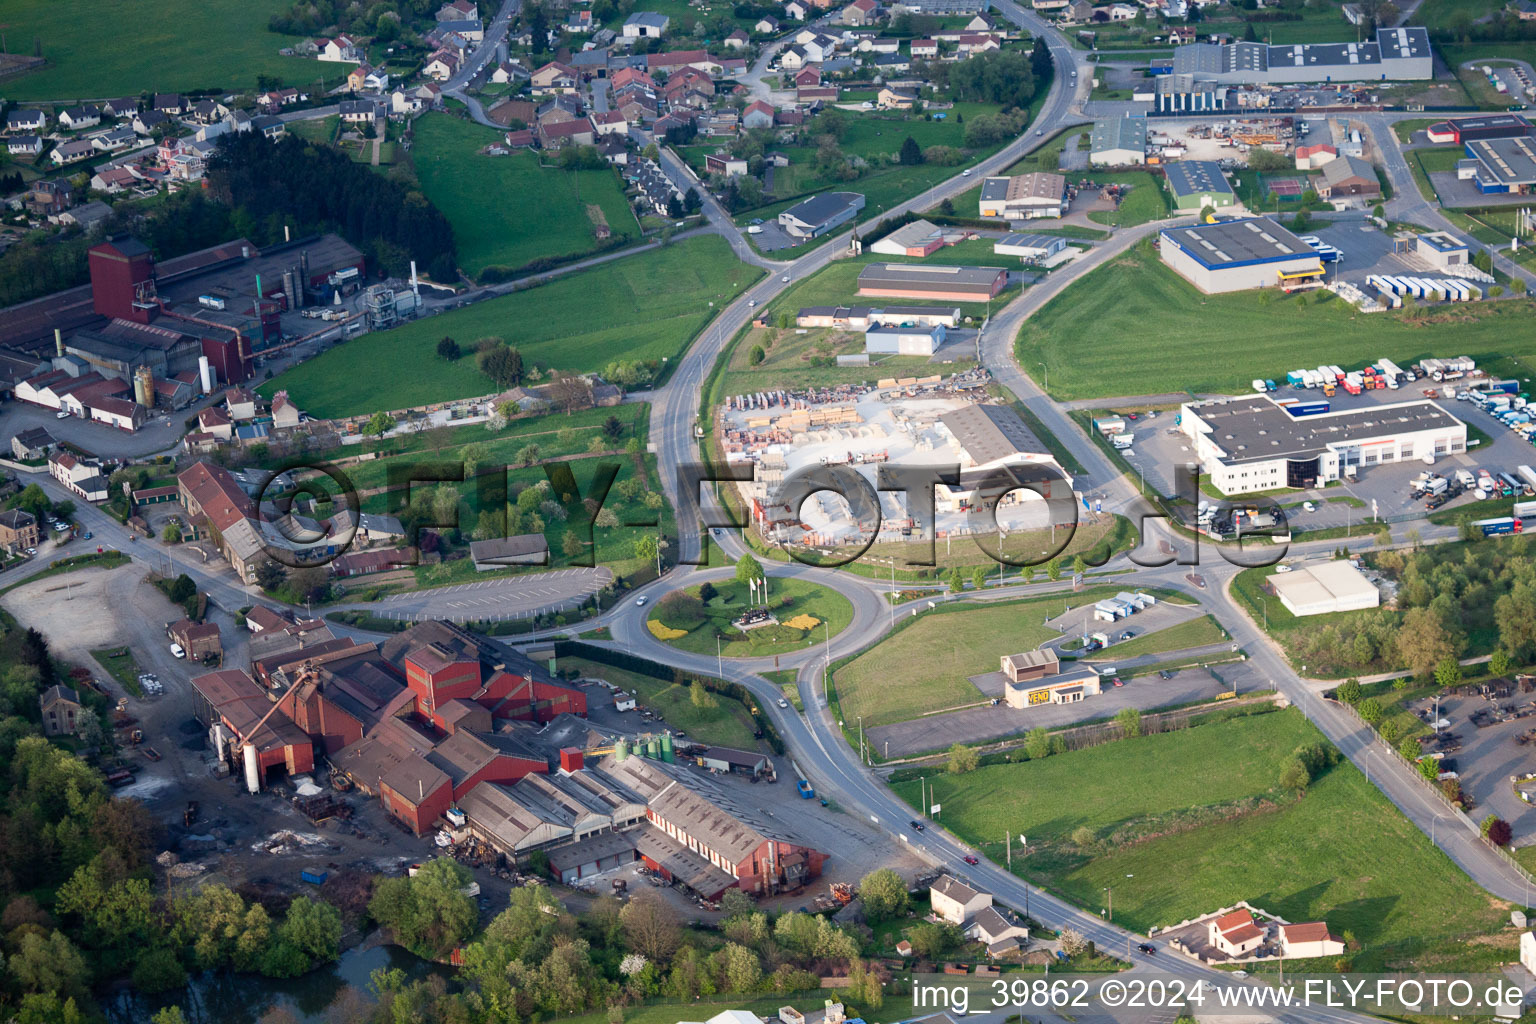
[1180,394,1467,495]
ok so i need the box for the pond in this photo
[103,938,449,1024]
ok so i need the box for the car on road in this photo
[777,698,789,708]
[1035,129,1044,135]
[961,169,972,176]
[635,596,648,606]
[169,643,185,659]
[963,854,979,865]
[1138,943,1155,955]
[748,299,757,306]
[1302,501,1317,512]
[910,819,926,831]
[747,226,762,235]
[781,275,790,282]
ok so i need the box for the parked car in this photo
[169,643,185,659]
[1302,501,1317,512]
[1118,630,1134,641]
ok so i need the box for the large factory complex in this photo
[719,378,1073,547]
[1166,27,1432,85]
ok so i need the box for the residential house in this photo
[177,460,265,583]
[424,48,462,80]
[59,105,102,130]
[470,534,550,569]
[755,14,780,31]
[434,18,484,42]
[801,33,840,61]
[872,52,910,71]
[706,152,750,176]
[58,201,111,232]
[190,99,229,124]
[251,115,286,140]
[437,0,478,20]
[1317,154,1381,201]
[6,136,43,157]
[877,85,918,109]
[911,37,939,58]
[1278,922,1344,959]
[538,117,596,149]
[133,110,170,135]
[226,387,258,420]
[198,405,234,440]
[624,11,671,37]
[646,49,719,76]
[490,61,530,84]
[5,109,47,133]
[724,28,750,48]
[1514,0,1536,19]
[153,93,187,115]
[92,125,138,152]
[88,165,140,195]
[10,427,55,461]
[955,33,1000,55]
[48,451,110,502]
[317,36,360,62]
[537,95,584,124]
[102,98,140,118]
[1209,908,1266,958]
[742,100,776,129]
[348,64,376,91]
[591,109,629,135]
[794,65,822,87]
[40,685,82,737]
[0,509,40,553]
[340,100,385,131]
[843,0,879,24]
[566,8,596,31]
[930,874,991,926]
[531,61,579,92]
[786,0,811,18]
[779,44,810,70]
[966,12,998,29]
[271,390,302,429]
[967,905,1030,957]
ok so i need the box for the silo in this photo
[660,732,675,763]
[614,737,629,762]
[133,366,155,409]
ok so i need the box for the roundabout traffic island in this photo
[644,578,853,658]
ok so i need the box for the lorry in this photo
[1289,401,1331,417]
[1265,379,1278,392]
[1111,433,1135,449]
[1477,517,1525,537]
[1519,466,1536,494]
[1287,371,1307,388]
[1455,469,1477,490]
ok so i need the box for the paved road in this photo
[442,0,523,124]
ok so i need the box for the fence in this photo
[1333,693,1536,894]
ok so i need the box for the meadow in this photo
[894,709,1505,966]
[557,656,760,749]
[259,235,762,418]
[1096,614,1228,660]
[411,114,637,279]
[1,0,337,100]
[1016,239,1536,402]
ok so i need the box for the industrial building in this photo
[856,263,1008,301]
[1415,231,1470,269]
[1154,73,1228,113]
[1169,27,1431,85]
[1461,136,1536,195]
[1425,114,1532,146]
[1163,160,1236,211]
[1317,154,1381,201]
[993,233,1067,262]
[1158,218,1323,294]
[998,649,1103,708]
[864,323,945,356]
[868,219,961,257]
[1179,394,1467,494]
[1267,561,1380,617]
[1090,115,1147,166]
[777,191,866,239]
[977,172,1067,219]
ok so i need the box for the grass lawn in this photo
[558,656,760,749]
[1096,614,1228,660]
[1085,171,1170,228]
[1017,238,1536,402]
[835,587,1132,728]
[289,116,339,144]
[895,709,1505,966]
[3,1,342,100]
[260,235,762,418]
[91,647,143,698]
[650,578,854,658]
[411,114,636,279]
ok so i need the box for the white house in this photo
[1209,908,1265,958]
[930,874,991,926]
[317,35,360,61]
[624,11,671,37]
[785,0,811,19]
[1278,922,1345,960]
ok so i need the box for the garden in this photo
[645,576,854,658]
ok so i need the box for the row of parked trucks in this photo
[1257,357,1481,397]
[1365,275,1483,308]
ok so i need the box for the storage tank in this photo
[243,743,261,794]
[644,737,658,759]
[660,732,675,763]
[614,737,629,762]
[133,365,155,409]
[198,355,215,394]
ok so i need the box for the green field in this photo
[412,115,636,279]
[836,589,1127,728]
[1,0,341,100]
[1017,238,1536,401]
[896,709,1504,964]
[1094,614,1228,661]
[558,656,760,749]
[1086,171,1170,228]
[650,578,854,658]
[260,235,762,418]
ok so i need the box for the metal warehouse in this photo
[1169,27,1431,85]
[1268,561,1380,617]
[1179,394,1467,495]
[977,172,1066,219]
[864,323,945,356]
[1462,136,1536,195]
[856,262,1008,301]
[1158,217,1323,294]
[994,233,1066,261]
[1164,160,1236,211]
[1090,115,1147,166]
[1426,114,1531,146]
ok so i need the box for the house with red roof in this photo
[1209,908,1266,957]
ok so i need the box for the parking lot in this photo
[1408,690,1536,841]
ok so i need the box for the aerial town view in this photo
[8,0,1536,1020]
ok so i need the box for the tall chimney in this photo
[54,328,63,358]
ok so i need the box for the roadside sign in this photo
[930,803,941,815]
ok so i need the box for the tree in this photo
[719,888,755,920]
[562,529,584,558]
[10,930,88,999]
[698,581,718,604]
[689,679,717,708]
[1357,697,1383,724]
[658,589,706,628]
[364,411,396,438]
[1072,553,1087,577]
[1059,926,1087,956]
[367,858,477,960]
[1046,558,1062,581]
[620,890,681,961]
[947,742,979,774]
[437,336,460,360]
[161,522,183,543]
[859,868,910,922]
[1488,818,1513,847]
[947,568,965,594]
[735,553,764,588]
[1025,726,1051,759]
[1495,582,1536,660]
[1070,825,1096,848]
[1399,736,1420,760]
[1434,656,1463,689]
[279,894,342,965]
[898,135,923,165]
[1335,677,1362,705]
[603,415,626,440]
[1115,707,1142,738]
[1490,649,1513,677]
[1030,35,1053,82]
[634,535,659,563]
[1419,756,1441,782]
[1396,606,1462,678]
[167,573,197,604]
[1279,758,1311,792]
[747,344,766,366]
[255,560,287,592]
[907,921,961,957]
[478,343,525,389]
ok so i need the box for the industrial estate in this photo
[5,0,1536,1021]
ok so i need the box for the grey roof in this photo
[940,403,1049,463]
[545,829,638,870]
[1090,115,1146,155]
[858,262,1007,290]
[470,533,550,563]
[1466,136,1536,186]
[1159,217,1314,269]
[995,232,1064,252]
[1186,395,1463,467]
[1319,153,1378,189]
[1164,160,1233,198]
[931,873,982,905]
[626,11,671,27]
[41,684,81,707]
[781,190,864,229]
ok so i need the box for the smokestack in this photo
[410,260,419,297]
[199,355,214,394]
[284,224,291,243]
[54,328,63,358]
